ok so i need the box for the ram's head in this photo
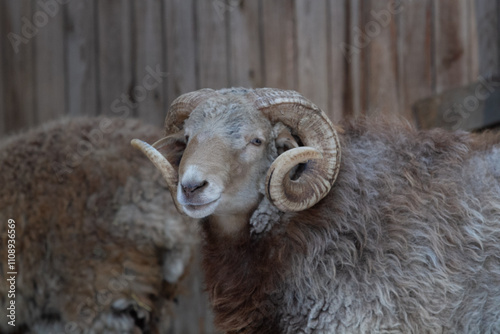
[132,88,341,221]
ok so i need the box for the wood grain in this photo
[1,0,490,139]
[65,0,99,117]
[328,0,348,122]
[1,0,37,136]
[344,0,363,118]
[433,0,474,93]
[196,0,229,89]
[362,0,400,117]
[164,0,197,104]
[399,0,433,121]
[228,0,263,88]
[295,0,329,112]
[97,0,133,117]
[33,0,66,123]
[261,0,296,90]
[475,0,499,77]
[133,0,166,125]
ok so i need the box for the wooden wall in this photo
[0,1,498,333]
[1,0,497,139]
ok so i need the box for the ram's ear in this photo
[274,124,299,155]
[152,131,186,167]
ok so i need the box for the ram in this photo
[0,117,195,334]
[133,88,500,333]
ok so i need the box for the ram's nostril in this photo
[182,180,208,194]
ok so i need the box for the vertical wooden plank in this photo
[295,0,329,112]
[362,0,400,117]
[97,0,133,116]
[65,0,99,117]
[164,0,197,104]
[133,0,166,125]
[261,0,296,90]
[433,0,473,93]
[228,0,263,88]
[475,0,499,77]
[196,0,229,89]
[399,0,433,123]
[328,0,347,122]
[466,0,479,82]
[343,0,363,118]
[1,0,36,137]
[33,0,67,123]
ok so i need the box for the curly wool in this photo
[202,118,500,333]
[0,117,196,334]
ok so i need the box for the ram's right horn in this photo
[131,138,185,215]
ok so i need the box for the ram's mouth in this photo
[182,198,220,218]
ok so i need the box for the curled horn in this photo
[131,89,218,214]
[247,88,341,212]
[163,88,217,135]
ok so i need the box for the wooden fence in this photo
[1,0,498,139]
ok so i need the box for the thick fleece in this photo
[0,118,195,334]
[201,119,500,333]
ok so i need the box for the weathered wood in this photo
[344,0,363,118]
[33,0,67,123]
[97,0,133,117]
[295,0,329,113]
[1,0,37,137]
[327,0,347,122]
[413,79,500,131]
[133,0,166,125]
[261,0,296,90]
[196,0,229,89]
[228,0,263,88]
[362,0,400,117]
[466,0,479,82]
[65,0,99,117]
[475,0,499,77]
[433,0,475,93]
[398,0,433,122]
[164,0,197,104]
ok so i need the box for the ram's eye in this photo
[250,138,262,146]
[185,135,190,142]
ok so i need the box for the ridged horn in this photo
[247,88,341,212]
[132,89,219,215]
[131,138,186,214]
[164,88,217,135]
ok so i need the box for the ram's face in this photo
[177,102,273,219]
[132,88,341,218]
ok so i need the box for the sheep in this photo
[0,117,197,334]
[132,87,500,334]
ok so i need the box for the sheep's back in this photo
[277,119,500,333]
[0,117,195,333]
